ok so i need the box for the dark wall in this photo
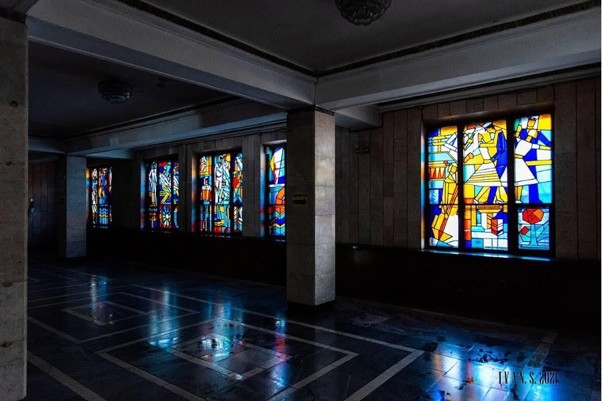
[88,228,286,285]
[28,157,58,251]
[335,243,599,333]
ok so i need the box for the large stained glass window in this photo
[266,145,286,237]
[146,159,179,230]
[198,151,243,234]
[426,113,553,254]
[87,166,112,227]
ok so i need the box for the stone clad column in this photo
[0,16,28,401]
[287,108,336,306]
[57,156,87,258]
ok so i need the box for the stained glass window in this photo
[87,166,112,227]
[146,159,179,230]
[267,145,286,237]
[198,151,243,234]
[426,113,553,254]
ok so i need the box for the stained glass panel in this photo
[428,205,459,248]
[514,114,553,204]
[198,151,243,234]
[233,152,243,233]
[158,161,173,229]
[268,206,286,237]
[213,154,231,233]
[88,166,113,227]
[199,155,213,232]
[427,126,459,248]
[97,167,112,226]
[148,161,159,229]
[463,121,508,204]
[464,205,508,251]
[173,162,179,229]
[518,206,550,250]
[267,146,286,236]
[90,168,98,225]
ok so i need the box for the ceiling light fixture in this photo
[335,0,392,26]
[98,79,133,104]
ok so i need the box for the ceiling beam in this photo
[316,8,601,109]
[28,136,64,153]
[334,105,381,130]
[27,0,316,110]
[64,100,286,155]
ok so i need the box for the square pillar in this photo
[0,16,28,401]
[287,109,336,306]
[57,156,87,258]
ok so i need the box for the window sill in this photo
[421,248,553,262]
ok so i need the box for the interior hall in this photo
[0,1,600,400]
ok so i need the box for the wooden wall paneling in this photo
[575,79,597,259]
[185,144,195,232]
[484,95,498,111]
[370,128,384,246]
[498,93,517,109]
[437,102,451,118]
[537,85,554,103]
[349,131,359,243]
[222,136,234,149]
[382,113,395,246]
[253,133,262,237]
[393,110,408,247]
[466,97,484,114]
[204,140,216,151]
[517,89,537,106]
[242,135,256,236]
[450,100,467,117]
[554,82,578,259]
[358,130,372,244]
[422,104,438,121]
[407,108,422,249]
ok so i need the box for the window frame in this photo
[424,110,555,257]
[196,149,244,236]
[265,143,287,239]
[144,157,180,231]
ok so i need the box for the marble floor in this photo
[24,256,600,401]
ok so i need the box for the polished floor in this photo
[24,256,600,401]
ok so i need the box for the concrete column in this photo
[57,156,87,258]
[0,16,28,401]
[287,109,336,306]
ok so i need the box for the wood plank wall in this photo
[335,77,601,260]
[28,158,58,250]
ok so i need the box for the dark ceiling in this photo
[144,0,589,72]
[26,0,596,140]
[28,42,233,138]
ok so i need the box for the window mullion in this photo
[458,124,465,252]
[507,118,518,254]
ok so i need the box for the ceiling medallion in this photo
[335,0,392,26]
[98,80,133,104]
